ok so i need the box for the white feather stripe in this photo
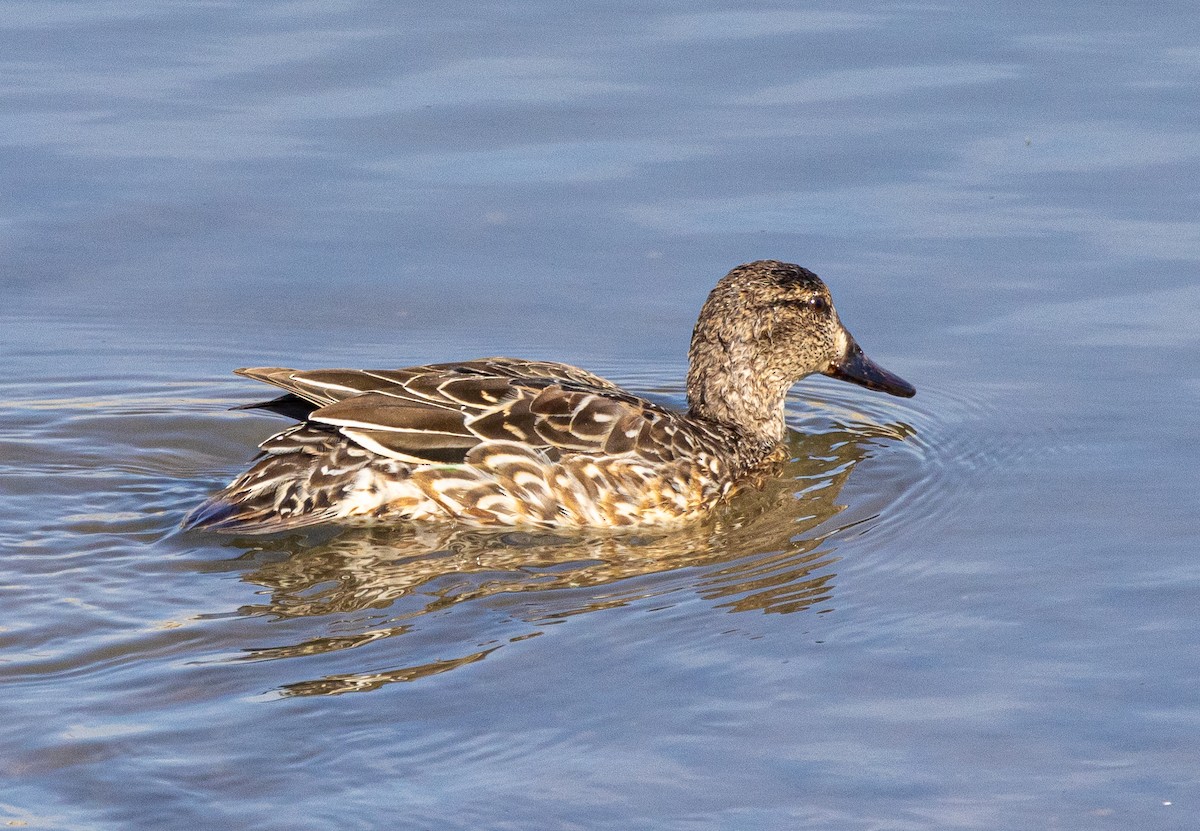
[339,429,454,464]
[293,378,367,392]
[512,469,548,491]
[356,387,456,406]
[425,476,485,512]
[474,450,548,469]
[501,422,529,439]
[359,370,415,385]
[311,414,471,435]
[474,493,519,515]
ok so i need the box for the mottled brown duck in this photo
[185,260,915,533]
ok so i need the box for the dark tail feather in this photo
[232,393,317,421]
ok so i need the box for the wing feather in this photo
[311,394,475,436]
[233,358,713,467]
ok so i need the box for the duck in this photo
[185,260,915,533]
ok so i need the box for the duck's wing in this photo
[235,357,625,411]
[234,359,705,466]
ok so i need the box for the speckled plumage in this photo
[185,261,914,533]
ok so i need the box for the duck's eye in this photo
[806,296,828,312]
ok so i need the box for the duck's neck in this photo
[685,335,793,451]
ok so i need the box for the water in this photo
[2,2,1198,829]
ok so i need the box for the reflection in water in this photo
[224,419,911,695]
[269,649,501,697]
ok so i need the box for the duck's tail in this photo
[183,424,386,534]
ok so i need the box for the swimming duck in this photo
[185,260,914,533]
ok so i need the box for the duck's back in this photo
[186,358,741,533]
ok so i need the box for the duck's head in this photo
[686,260,915,443]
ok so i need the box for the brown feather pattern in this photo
[189,359,747,531]
[187,262,914,533]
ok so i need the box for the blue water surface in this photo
[1,2,1198,829]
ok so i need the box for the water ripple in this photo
[4,368,996,698]
[149,367,956,694]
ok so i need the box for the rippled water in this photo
[3,2,1198,829]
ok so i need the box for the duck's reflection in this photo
[226,419,910,695]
